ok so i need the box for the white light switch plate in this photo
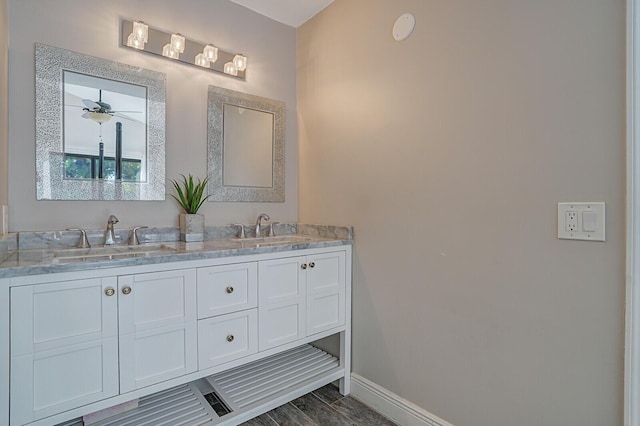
[557,202,605,241]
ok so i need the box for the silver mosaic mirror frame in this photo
[35,43,166,200]
[207,85,285,202]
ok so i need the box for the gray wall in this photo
[7,0,298,231]
[297,1,625,425]
[0,0,8,209]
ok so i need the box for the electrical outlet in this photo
[557,202,605,241]
[565,211,577,231]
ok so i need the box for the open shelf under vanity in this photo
[58,345,343,426]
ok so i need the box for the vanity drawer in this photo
[197,263,258,318]
[198,309,258,369]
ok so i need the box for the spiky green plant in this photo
[169,174,210,214]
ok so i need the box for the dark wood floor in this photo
[240,384,399,426]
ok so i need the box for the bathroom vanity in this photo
[0,226,352,426]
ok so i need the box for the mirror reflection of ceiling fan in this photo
[81,90,142,124]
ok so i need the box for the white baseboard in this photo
[350,373,454,426]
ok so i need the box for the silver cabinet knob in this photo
[226,334,234,342]
[226,286,234,294]
[309,262,315,268]
[105,287,115,297]
[122,286,132,295]
[301,263,307,270]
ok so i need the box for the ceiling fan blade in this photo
[82,99,100,109]
[113,113,140,122]
[110,110,143,113]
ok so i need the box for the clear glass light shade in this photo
[203,45,218,63]
[162,43,179,59]
[127,33,145,50]
[232,54,247,71]
[224,62,238,76]
[170,33,186,54]
[195,53,209,68]
[132,21,148,43]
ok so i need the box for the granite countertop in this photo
[0,224,353,279]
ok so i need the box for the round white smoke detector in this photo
[393,13,416,41]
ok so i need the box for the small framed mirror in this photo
[207,85,285,202]
[36,43,166,200]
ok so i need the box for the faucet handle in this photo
[232,224,246,239]
[67,228,91,248]
[130,226,148,245]
[268,222,280,237]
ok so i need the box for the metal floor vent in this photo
[203,391,233,417]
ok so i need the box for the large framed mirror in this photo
[207,85,285,202]
[35,43,166,200]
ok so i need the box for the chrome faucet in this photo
[104,215,119,245]
[255,213,270,237]
[67,228,91,248]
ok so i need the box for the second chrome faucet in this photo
[254,213,270,237]
[104,215,119,245]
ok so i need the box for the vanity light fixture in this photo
[127,34,145,50]
[121,19,247,79]
[232,54,247,72]
[170,33,186,54]
[195,53,209,68]
[162,43,179,59]
[224,61,238,76]
[126,21,148,50]
[132,21,149,43]
[203,45,218,63]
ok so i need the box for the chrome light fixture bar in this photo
[121,19,247,79]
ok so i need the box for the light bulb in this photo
[232,54,247,72]
[224,62,238,76]
[162,43,179,59]
[170,33,186,54]
[203,45,218,63]
[195,53,209,68]
[127,33,145,50]
[132,21,148,43]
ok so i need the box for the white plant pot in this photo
[179,213,204,242]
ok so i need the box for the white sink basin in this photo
[52,244,176,263]
[235,235,316,245]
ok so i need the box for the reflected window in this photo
[64,154,141,181]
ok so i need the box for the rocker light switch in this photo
[582,211,597,232]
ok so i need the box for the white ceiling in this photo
[228,0,334,28]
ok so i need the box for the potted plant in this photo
[170,174,210,242]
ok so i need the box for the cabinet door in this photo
[118,269,197,393]
[258,256,306,351]
[10,278,119,425]
[307,251,346,336]
[197,262,258,318]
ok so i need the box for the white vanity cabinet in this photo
[9,269,198,425]
[10,277,120,425]
[117,269,198,393]
[1,245,351,426]
[258,251,346,351]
